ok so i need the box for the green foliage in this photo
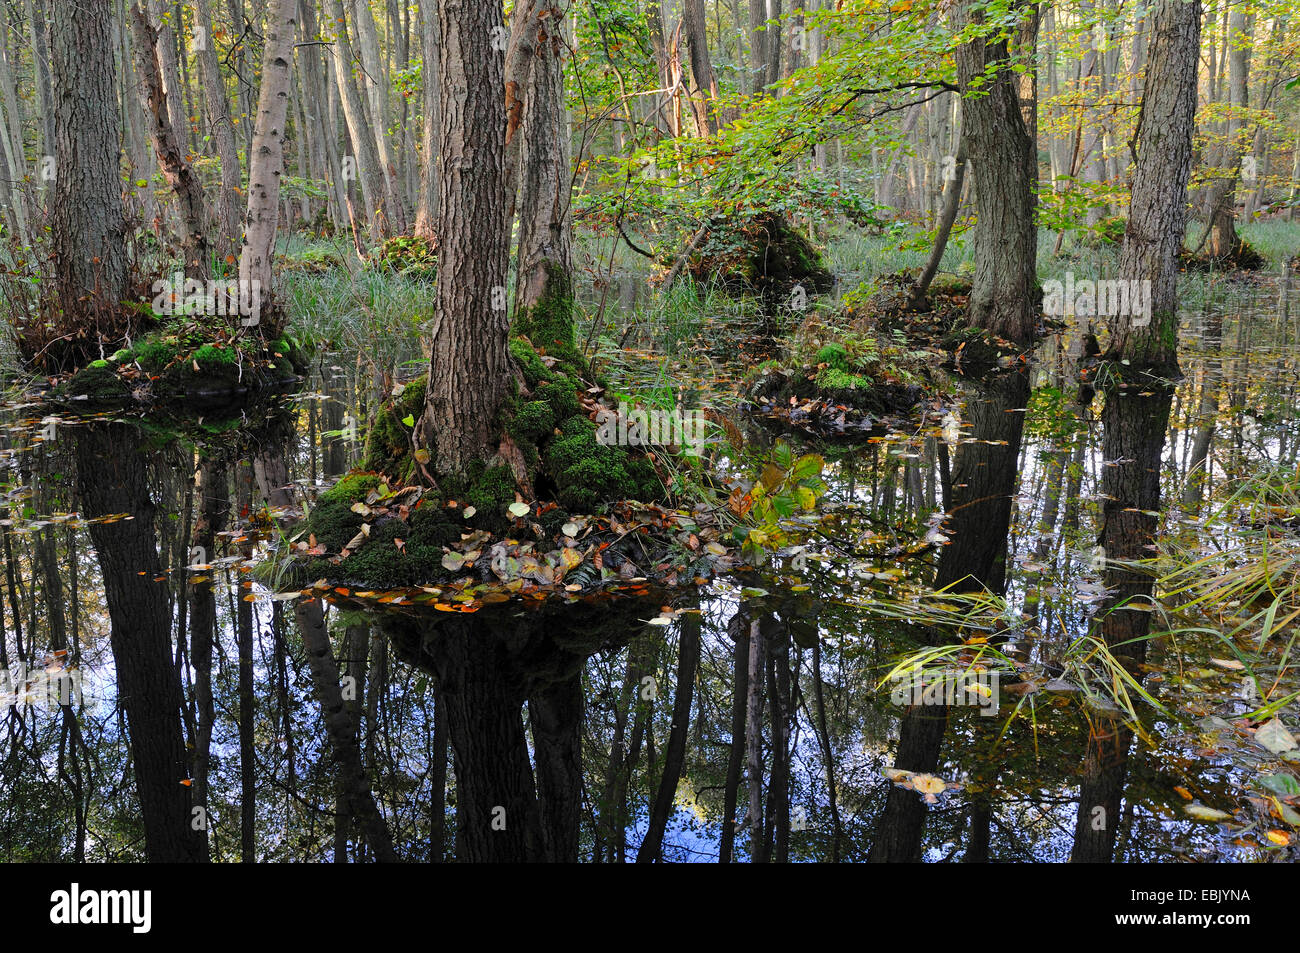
[732,440,827,564]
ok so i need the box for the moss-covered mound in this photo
[365,235,438,281]
[743,322,945,437]
[50,320,309,413]
[278,246,348,274]
[682,212,834,296]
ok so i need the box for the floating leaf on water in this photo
[1265,830,1291,846]
[1254,718,1298,755]
[1183,804,1232,822]
[508,502,531,518]
[441,552,465,571]
[562,521,580,537]
[1210,658,1246,671]
[1258,773,1300,797]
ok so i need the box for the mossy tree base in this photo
[295,330,733,595]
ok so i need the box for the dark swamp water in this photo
[2,268,1299,863]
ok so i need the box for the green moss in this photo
[510,336,552,387]
[509,399,557,443]
[441,463,517,534]
[512,265,583,368]
[192,343,237,367]
[132,338,175,371]
[815,343,851,371]
[543,416,659,511]
[535,375,582,420]
[58,363,130,401]
[361,377,427,484]
[320,472,384,505]
[815,366,869,391]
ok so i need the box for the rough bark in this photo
[1107,0,1200,376]
[50,0,127,344]
[419,0,513,476]
[195,0,244,267]
[413,0,440,238]
[954,0,1038,344]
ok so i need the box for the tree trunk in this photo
[129,3,211,278]
[238,0,297,305]
[513,2,576,358]
[419,0,513,476]
[413,0,440,238]
[50,0,127,351]
[1107,0,1200,376]
[954,0,1038,344]
[195,0,243,267]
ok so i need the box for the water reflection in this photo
[1,276,1297,862]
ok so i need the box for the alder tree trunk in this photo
[50,0,127,346]
[195,0,243,267]
[420,0,514,477]
[954,0,1038,344]
[1108,0,1200,376]
[413,0,440,238]
[514,4,575,343]
[1200,9,1251,259]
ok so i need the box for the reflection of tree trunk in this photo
[294,597,398,861]
[598,650,635,862]
[810,638,842,861]
[530,671,584,863]
[189,458,225,829]
[1182,311,1223,509]
[424,626,542,862]
[1072,391,1174,861]
[964,798,992,862]
[767,624,792,862]
[237,561,256,861]
[872,370,1029,863]
[935,372,1031,594]
[720,610,751,863]
[75,425,207,862]
[429,686,449,860]
[746,618,765,861]
[639,611,701,862]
